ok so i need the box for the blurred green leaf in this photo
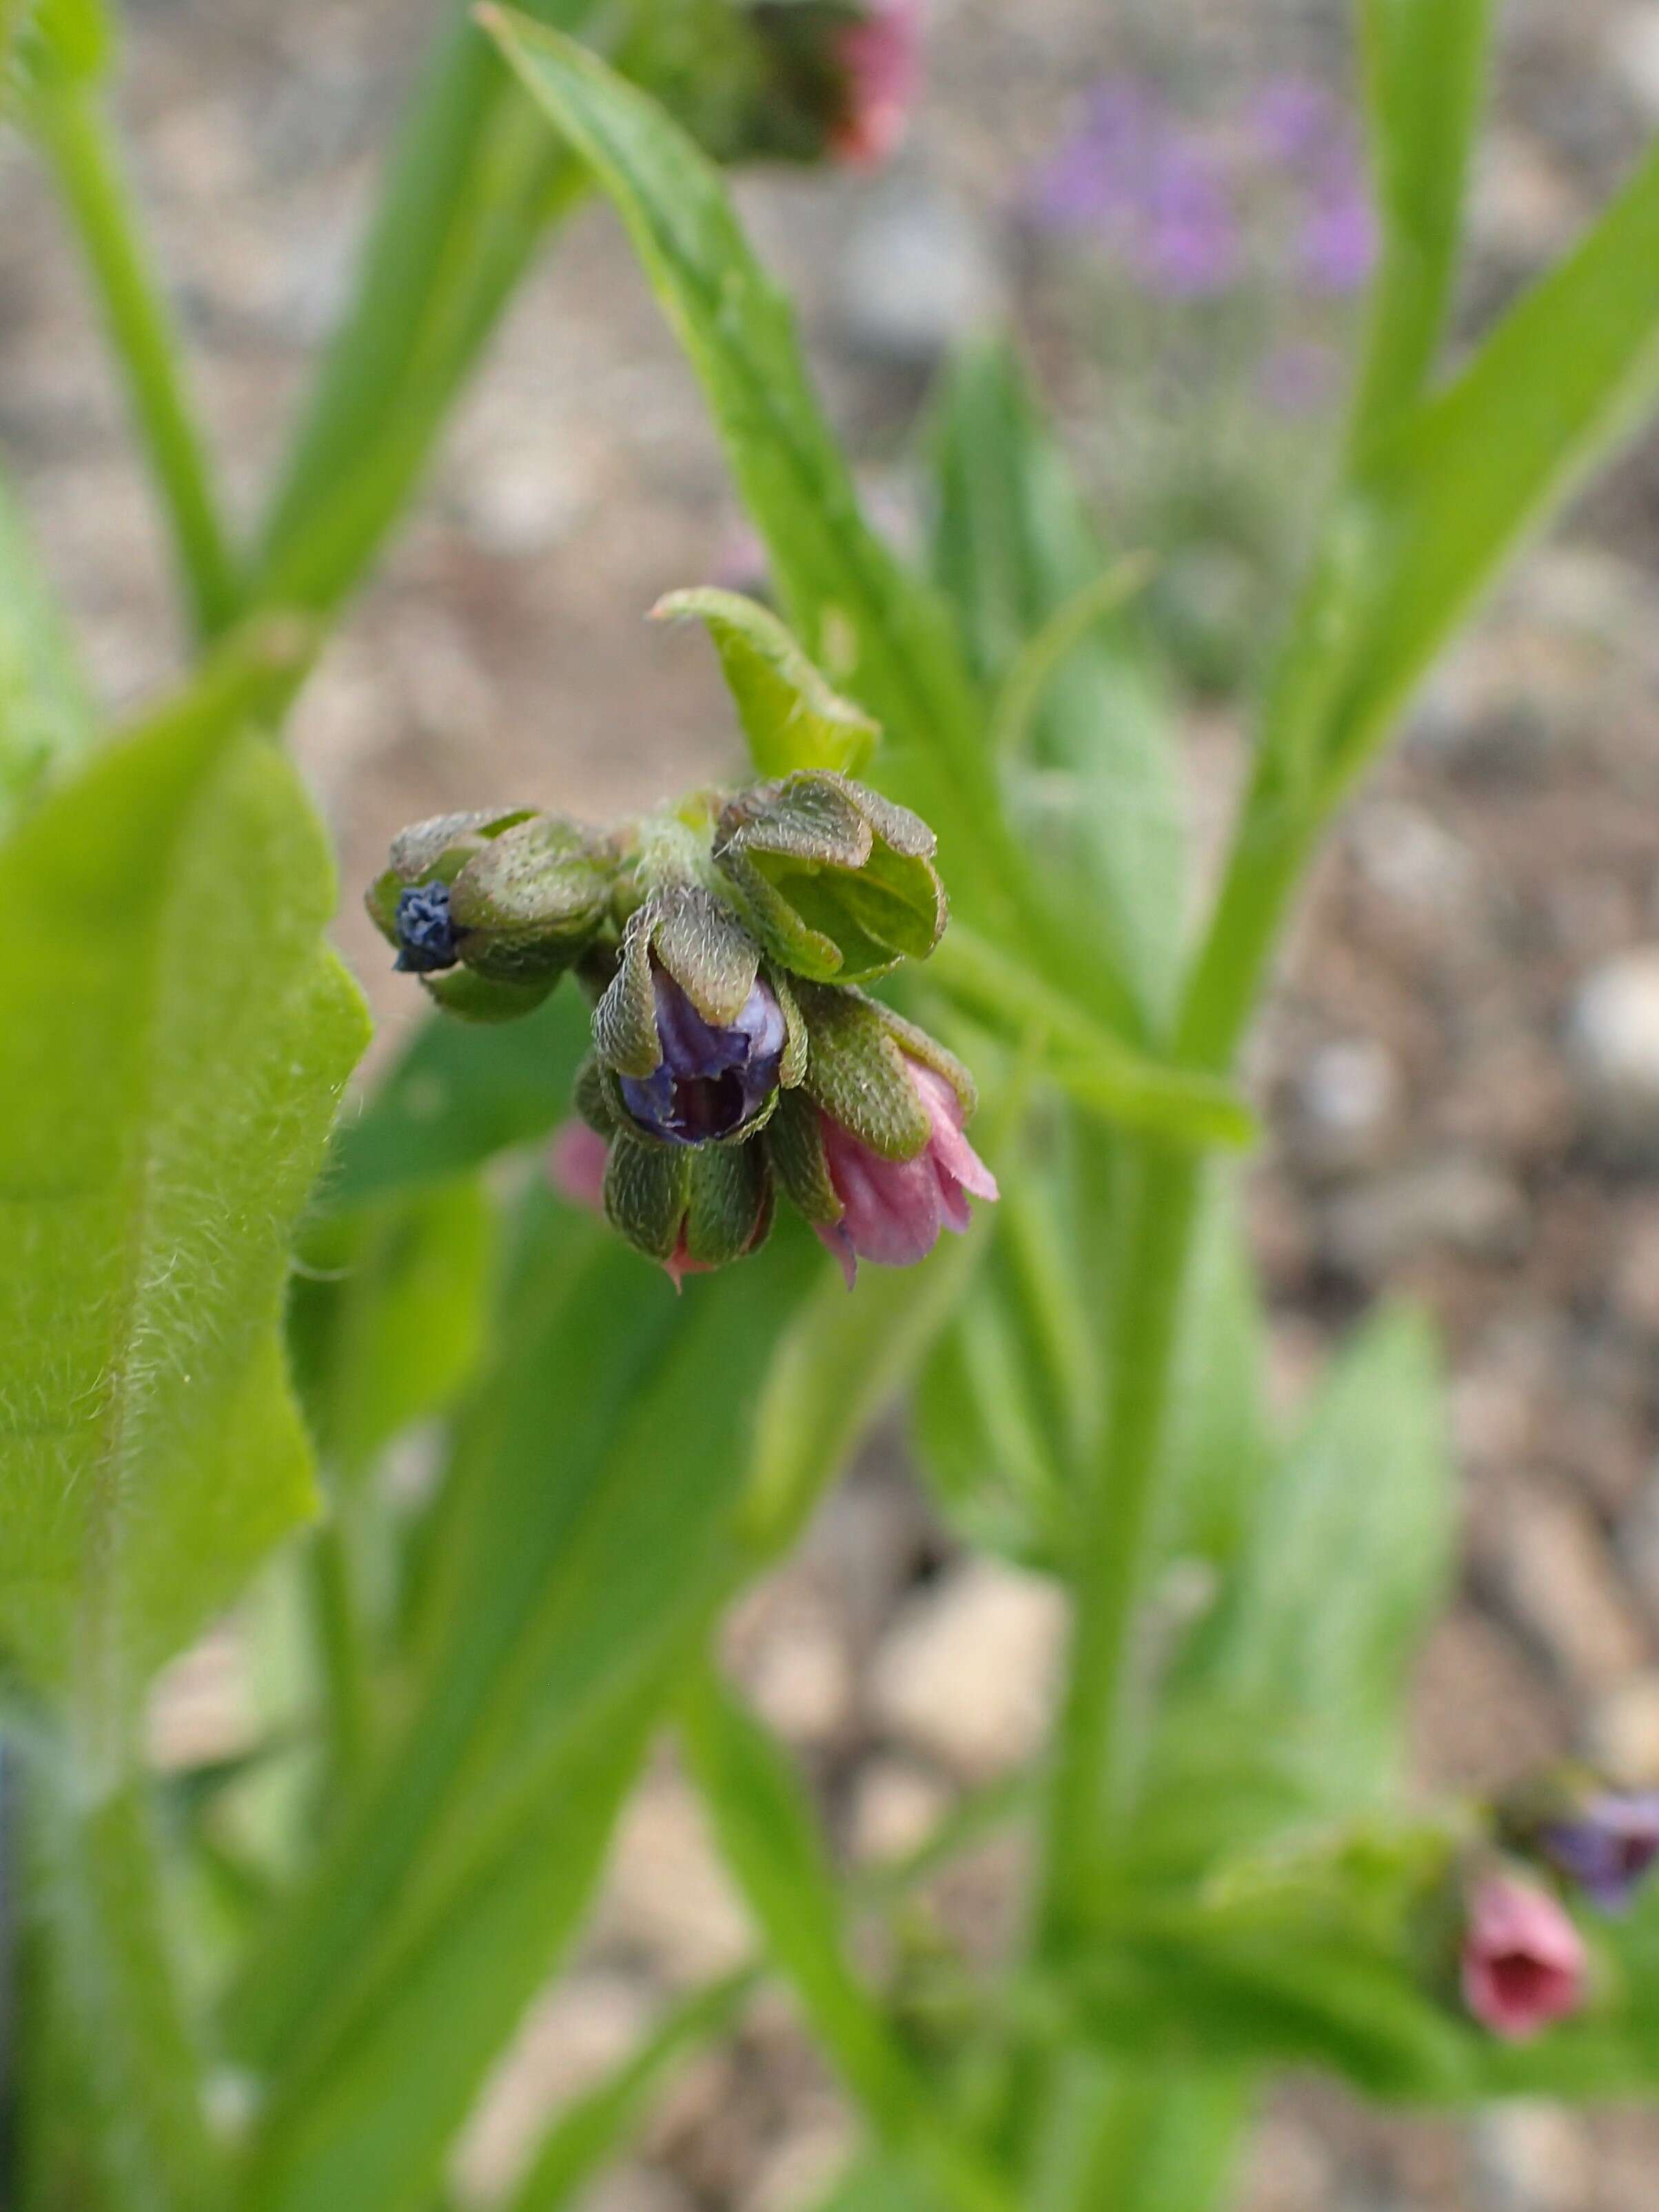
[680,1665,1017,2212]
[1130,1308,1452,1879]
[1350,0,1491,446]
[0,655,367,1732]
[1157,1173,1271,1569]
[1316,136,1659,801]
[10,0,109,90]
[0,466,95,835]
[1030,2057,1251,2212]
[653,586,878,776]
[225,1208,825,2212]
[288,1177,497,1481]
[320,984,589,1212]
[926,343,1187,1029]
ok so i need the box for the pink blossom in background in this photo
[548,1119,609,1213]
[833,0,926,168]
[815,1056,999,1288]
[1460,1871,1587,2041]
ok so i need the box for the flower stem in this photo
[34,86,241,643]
[1036,768,1310,1945]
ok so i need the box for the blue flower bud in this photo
[618,967,787,1146]
[1539,1794,1659,1915]
[394,880,462,973]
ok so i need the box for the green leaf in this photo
[0,465,95,835]
[0,660,367,1734]
[1131,1307,1452,1878]
[680,1664,1017,2212]
[1157,1173,1271,1568]
[319,984,590,1212]
[12,0,110,90]
[926,342,1186,1028]
[479,13,1146,1047]
[287,1176,497,1481]
[224,1209,826,2212]
[1350,0,1491,447]
[654,587,878,775]
[1030,2058,1251,2212]
[1317,136,1659,802]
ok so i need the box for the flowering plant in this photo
[6,1,1659,2209]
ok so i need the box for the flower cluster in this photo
[1026,71,1376,310]
[370,767,996,1289]
[1454,1776,1659,2042]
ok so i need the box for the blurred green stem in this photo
[303,1516,373,1803]
[34,86,241,643]
[1037,769,1310,1937]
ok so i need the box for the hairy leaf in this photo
[0,467,95,834]
[0,673,367,1734]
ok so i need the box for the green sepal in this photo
[795,982,931,1161]
[448,815,612,971]
[651,880,760,1024]
[573,1052,619,1136]
[388,808,536,883]
[684,1137,773,1266]
[871,1002,978,1122]
[418,966,558,1024]
[592,907,664,1077]
[604,1131,691,1261]
[769,962,809,1090]
[714,772,944,984]
[766,1085,842,1226]
[591,882,762,1076]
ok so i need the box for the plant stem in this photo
[304,1517,373,1800]
[1036,771,1311,1946]
[34,86,241,643]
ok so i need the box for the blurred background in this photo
[8,0,1659,2202]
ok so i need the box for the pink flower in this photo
[547,1119,610,1214]
[815,1055,997,1288]
[832,0,924,169]
[1460,1871,1587,2042]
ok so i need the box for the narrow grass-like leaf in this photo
[0,465,94,833]
[653,587,877,777]
[224,1211,824,2212]
[0,651,367,1736]
[1319,137,1659,800]
[1349,0,1491,447]
[680,1665,1017,2212]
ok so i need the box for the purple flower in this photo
[394,880,461,973]
[1540,1794,1659,1915]
[814,1055,998,1288]
[1297,185,1376,294]
[1460,1871,1587,2042]
[1254,74,1345,169]
[618,968,786,1146]
[1026,77,1240,297]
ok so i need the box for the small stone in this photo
[1294,1037,1401,1169]
[450,1971,654,2204]
[1571,948,1659,1144]
[1236,2112,1338,2212]
[846,1756,953,1866]
[1588,1671,1659,1789]
[590,1764,753,1982]
[1472,2102,1592,2212]
[1609,6,1659,122]
[743,1607,856,1748]
[1497,1481,1650,1692]
[837,187,1002,362]
[1347,800,1479,918]
[738,2114,858,2212]
[1324,1156,1530,1277]
[1614,1202,1659,1335]
[867,1559,1066,1780]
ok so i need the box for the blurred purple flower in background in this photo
[1027,68,1374,301]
